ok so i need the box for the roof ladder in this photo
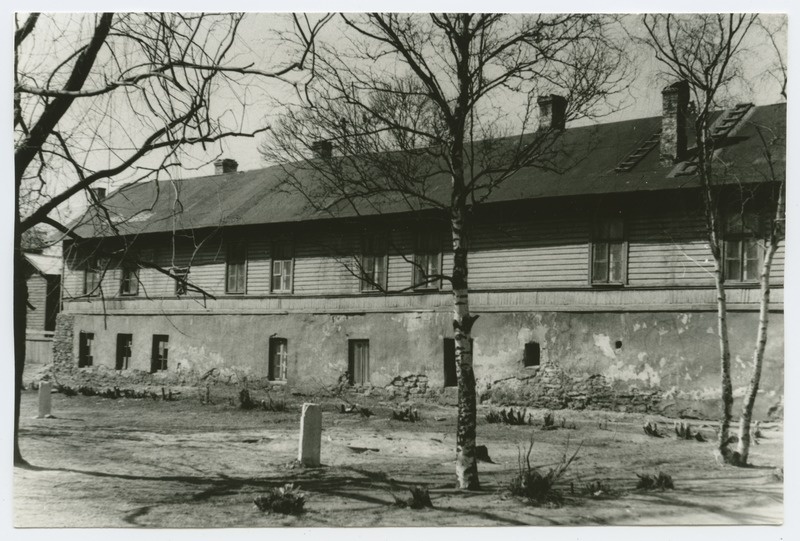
[614,129,662,172]
[709,102,754,140]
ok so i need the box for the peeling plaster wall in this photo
[56,309,783,418]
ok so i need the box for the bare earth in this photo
[14,389,783,527]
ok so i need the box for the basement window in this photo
[151,335,169,373]
[269,338,288,381]
[523,341,541,368]
[116,333,132,370]
[78,331,94,367]
[348,339,370,385]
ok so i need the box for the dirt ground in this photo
[14,388,783,528]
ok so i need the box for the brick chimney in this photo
[537,94,568,131]
[660,81,690,165]
[311,140,333,159]
[214,158,239,175]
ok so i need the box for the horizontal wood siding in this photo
[627,210,715,286]
[26,275,47,331]
[469,217,589,289]
[294,229,360,295]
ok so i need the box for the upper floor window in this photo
[271,241,294,293]
[84,256,107,296]
[591,215,626,285]
[360,233,387,292]
[225,241,247,294]
[414,231,441,290]
[173,267,189,296]
[724,209,762,282]
[120,266,139,296]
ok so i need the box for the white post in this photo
[298,403,322,467]
[37,381,52,419]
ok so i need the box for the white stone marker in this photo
[298,403,322,467]
[37,381,53,418]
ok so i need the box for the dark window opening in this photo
[173,267,189,296]
[348,339,370,385]
[615,340,623,350]
[443,337,474,387]
[78,331,94,367]
[116,333,132,370]
[226,241,247,294]
[523,341,541,367]
[269,338,288,381]
[120,266,139,296]
[591,215,626,284]
[151,335,169,373]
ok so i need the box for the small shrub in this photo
[392,406,420,422]
[485,407,531,425]
[542,411,556,430]
[643,422,665,438]
[508,435,581,506]
[239,388,259,410]
[59,385,78,397]
[583,480,613,498]
[394,486,433,509]
[636,472,674,490]
[78,386,97,397]
[253,483,306,515]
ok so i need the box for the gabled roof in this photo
[71,102,785,239]
[24,253,62,276]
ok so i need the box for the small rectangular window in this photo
[84,257,106,296]
[226,241,247,294]
[78,331,94,367]
[120,266,139,296]
[414,231,441,289]
[360,234,387,292]
[591,216,626,284]
[173,267,189,296]
[116,333,132,370]
[151,335,169,373]
[523,342,541,367]
[269,338,288,381]
[723,209,762,282]
[348,339,370,385]
[271,241,294,293]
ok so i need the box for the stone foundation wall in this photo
[484,361,662,413]
[385,372,430,399]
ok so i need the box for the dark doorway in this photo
[348,339,370,385]
[78,331,94,367]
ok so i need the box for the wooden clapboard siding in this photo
[26,274,48,331]
[294,229,360,295]
[770,240,785,284]
[469,217,589,289]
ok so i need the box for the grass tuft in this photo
[508,435,581,506]
[485,407,531,425]
[253,483,306,515]
[391,407,420,422]
[636,472,674,490]
[394,486,433,509]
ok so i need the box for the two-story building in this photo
[54,85,785,417]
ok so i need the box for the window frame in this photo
[413,230,442,290]
[268,337,289,382]
[119,265,140,296]
[589,214,627,286]
[173,267,189,296]
[116,333,133,370]
[225,240,247,294]
[359,233,388,292]
[348,339,371,385]
[270,240,294,294]
[722,208,763,283]
[83,256,106,296]
[78,331,94,368]
[151,334,169,373]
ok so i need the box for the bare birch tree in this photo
[642,13,785,465]
[261,13,628,489]
[14,12,329,466]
